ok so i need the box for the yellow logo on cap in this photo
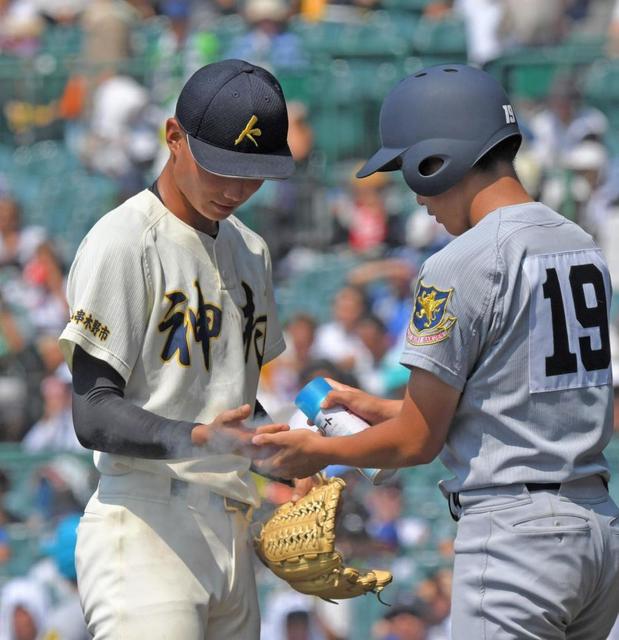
[235,115,262,147]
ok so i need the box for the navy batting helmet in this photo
[357,64,522,196]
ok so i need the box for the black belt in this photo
[447,480,608,522]
[524,482,561,492]
[525,479,608,492]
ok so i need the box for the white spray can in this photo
[293,377,397,485]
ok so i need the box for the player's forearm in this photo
[374,398,402,422]
[73,388,196,458]
[317,415,439,469]
[72,345,196,459]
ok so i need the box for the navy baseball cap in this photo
[176,59,294,180]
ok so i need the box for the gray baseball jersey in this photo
[59,189,284,505]
[400,202,613,494]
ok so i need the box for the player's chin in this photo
[207,201,238,218]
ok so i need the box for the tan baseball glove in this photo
[253,475,392,602]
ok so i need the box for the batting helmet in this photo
[357,64,522,196]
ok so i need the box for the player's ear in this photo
[165,118,185,154]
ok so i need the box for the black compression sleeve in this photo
[71,345,197,459]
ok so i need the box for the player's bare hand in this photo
[251,429,327,479]
[322,378,400,425]
[191,404,251,446]
[290,476,318,501]
[254,423,291,435]
[192,404,287,459]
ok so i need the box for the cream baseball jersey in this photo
[59,189,285,505]
[400,203,613,494]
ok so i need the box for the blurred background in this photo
[0,0,619,638]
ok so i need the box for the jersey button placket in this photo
[214,243,234,290]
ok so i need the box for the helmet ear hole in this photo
[418,156,444,177]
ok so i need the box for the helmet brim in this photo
[356,146,408,178]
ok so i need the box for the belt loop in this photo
[224,496,254,522]
[448,492,461,522]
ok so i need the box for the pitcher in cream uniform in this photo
[60,60,296,639]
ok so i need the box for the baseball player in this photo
[254,64,619,639]
[59,59,301,639]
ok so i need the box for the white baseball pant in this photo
[76,470,259,639]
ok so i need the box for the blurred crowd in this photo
[0,0,618,638]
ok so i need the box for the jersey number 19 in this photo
[524,250,611,393]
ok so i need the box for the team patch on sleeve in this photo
[69,309,111,342]
[407,281,457,346]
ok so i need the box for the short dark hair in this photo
[358,313,387,334]
[472,135,520,173]
[285,313,317,331]
[286,610,310,626]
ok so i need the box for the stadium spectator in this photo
[0,296,30,441]
[372,594,431,640]
[38,513,90,640]
[240,100,322,262]
[21,241,69,339]
[311,284,373,376]
[80,0,139,68]
[35,0,87,25]
[79,71,162,197]
[206,0,241,17]
[225,0,308,70]
[540,138,609,230]
[416,570,452,640]
[330,167,390,254]
[0,0,44,56]
[455,0,504,65]
[347,258,417,345]
[423,1,455,21]
[0,469,19,566]
[498,0,567,47]
[159,0,192,51]
[0,196,46,269]
[355,313,409,397]
[31,455,93,524]
[260,312,318,412]
[21,371,82,453]
[260,591,327,640]
[527,73,608,173]
[0,577,49,640]
[364,478,404,552]
[608,0,619,56]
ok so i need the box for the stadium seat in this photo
[381,0,434,11]
[276,253,363,323]
[486,40,606,101]
[211,14,248,53]
[2,143,119,257]
[291,19,346,58]
[411,17,468,60]
[131,16,172,59]
[39,24,82,58]
[584,60,619,103]
[2,523,43,578]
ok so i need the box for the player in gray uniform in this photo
[254,64,619,639]
[59,60,303,639]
